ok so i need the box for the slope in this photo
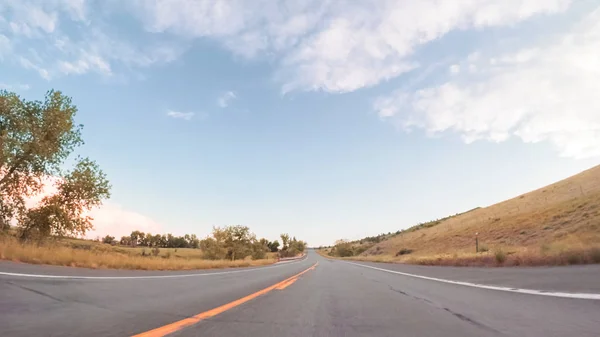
[339,164,600,266]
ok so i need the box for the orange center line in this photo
[131,262,318,337]
[275,278,298,290]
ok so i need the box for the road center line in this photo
[131,262,318,337]
[345,261,600,300]
[0,257,308,280]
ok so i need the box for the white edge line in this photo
[0,256,308,280]
[345,261,600,300]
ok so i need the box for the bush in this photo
[478,244,489,253]
[395,248,413,256]
[566,252,582,265]
[494,249,506,264]
[151,247,160,257]
[590,248,600,263]
[102,235,115,245]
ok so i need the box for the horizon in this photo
[2,0,600,247]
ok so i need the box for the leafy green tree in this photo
[251,237,269,260]
[268,240,280,252]
[200,236,226,260]
[102,235,115,244]
[18,159,110,239]
[130,230,144,247]
[1,90,110,237]
[120,236,132,246]
[280,233,290,250]
[144,232,154,247]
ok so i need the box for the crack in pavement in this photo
[386,284,501,334]
[7,282,64,303]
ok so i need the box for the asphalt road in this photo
[2,250,600,337]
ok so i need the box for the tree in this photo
[102,235,115,244]
[120,236,132,246]
[1,90,110,238]
[251,237,269,260]
[18,159,110,239]
[280,233,290,250]
[130,230,143,247]
[144,232,154,247]
[268,240,280,252]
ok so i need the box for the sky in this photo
[1,0,599,247]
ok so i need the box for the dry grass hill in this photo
[326,164,600,266]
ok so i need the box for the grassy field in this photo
[336,164,600,266]
[0,236,276,270]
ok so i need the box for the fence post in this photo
[475,232,479,253]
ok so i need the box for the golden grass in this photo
[0,237,275,270]
[344,165,600,266]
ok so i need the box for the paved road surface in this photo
[2,250,600,336]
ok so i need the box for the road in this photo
[2,250,600,337]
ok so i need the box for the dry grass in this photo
[0,236,275,270]
[349,165,600,266]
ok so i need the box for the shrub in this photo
[566,252,582,265]
[590,248,600,263]
[395,248,413,256]
[151,247,160,257]
[478,244,489,253]
[494,249,506,264]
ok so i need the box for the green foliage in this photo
[18,158,110,240]
[280,233,290,249]
[197,226,302,261]
[267,240,280,252]
[279,235,307,258]
[0,90,111,238]
[102,235,115,244]
[120,236,132,246]
[329,240,355,257]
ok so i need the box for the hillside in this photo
[331,164,600,266]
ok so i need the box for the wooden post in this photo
[475,232,479,253]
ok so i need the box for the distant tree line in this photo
[100,226,306,261]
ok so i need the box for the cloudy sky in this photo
[1,0,599,246]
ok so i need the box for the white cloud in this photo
[58,50,112,76]
[134,0,572,93]
[86,202,163,239]
[375,9,600,159]
[217,91,237,108]
[167,110,195,120]
[0,82,30,90]
[19,56,51,80]
[0,1,180,80]
[0,34,10,59]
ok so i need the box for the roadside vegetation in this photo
[324,165,600,267]
[0,89,306,270]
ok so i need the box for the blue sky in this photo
[1,0,599,246]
